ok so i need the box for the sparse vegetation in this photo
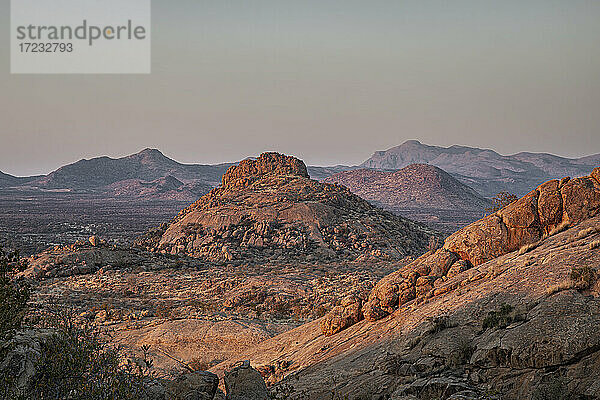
[546,265,598,296]
[518,241,539,255]
[482,303,524,331]
[0,249,29,341]
[446,337,475,367]
[577,227,598,240]
[0,247,156,399]
[25,314,152,399]
[544,220,571,238]
[546,280,581,296]
[570,265,597,288]
[486,192,518,214]
[427,315,451,334]
[531,378,572,400]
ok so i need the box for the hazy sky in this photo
[1,0,600,176]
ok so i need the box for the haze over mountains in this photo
[1,140,598,205]
[362,140,600,197]
[324,164,491,231]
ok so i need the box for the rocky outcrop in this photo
[320,168,600,333]
[320,295,363,336]
[21,239,197,280]
[144,153,437,264]
[223,361,269,400]
[165,371,219,400]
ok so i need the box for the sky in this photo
[1,0,600,176]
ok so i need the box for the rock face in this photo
[324,165,491,231]
[321,168,600,333]
[223,361,269,400]
[320,295,363,336]
[145,153,436,263]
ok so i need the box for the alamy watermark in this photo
[11,0,151,74]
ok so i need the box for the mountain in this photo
[142,152,438,264]
[32,148,232,191]
[324,164,492,231]
[0,170,39,188]
[361,140,600,197]
[211,168,600,399]
[106,175,213,201]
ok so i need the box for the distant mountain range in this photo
[1,141,598,204]
[325,164,491,231]
[361,140,599,197]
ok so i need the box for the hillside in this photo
[143,152,438,264]
[362,140,599,197]
[0,170,39,188]
[324,164,491,231]
[24,148,230,200]
[209,167,600,399]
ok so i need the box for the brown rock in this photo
[561,176,600,223]
[537,180,563,234]
[320,295,363,336]
[166,371,219,400]
[224,361,269,400]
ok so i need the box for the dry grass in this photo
[577,227,598,240]
[590,240,600,250]
[546,280,581,296]
[544,220,571,239]
[518,242,539,255]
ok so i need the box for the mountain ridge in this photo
[362,140,599,197]
[324,164,492,231]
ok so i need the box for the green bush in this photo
[25,314,152,399]
[482,303,523,331]
[0,247,154,399]
[0,249,29,341]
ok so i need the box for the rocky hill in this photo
[324,164,491,231]
[209,167,600,399]
[21,149,230,200]
[106,175,213,201]
[362,140,600,197]
[141,152,437,264]
[0,170,38,188]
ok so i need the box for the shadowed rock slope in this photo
[212,168,600,399]
[141,153,437,264]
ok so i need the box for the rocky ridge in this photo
[142,153,437,264]
[362,140,600,197]
[321,167,600,335]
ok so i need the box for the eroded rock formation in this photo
[322,168,600,335]
[143,153,437,264]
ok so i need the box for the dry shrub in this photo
[544,220,571,239]
[577,227,598,240]
[518,242,539,255]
